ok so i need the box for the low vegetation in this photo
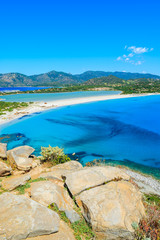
[2,76,160,96]
[133,194,160,240]
[16,178,47,194]
[16,182,31,194]
[39,145,71,165]
[0,101,32,115]
[49,203,95,240]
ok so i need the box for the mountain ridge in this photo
[0,70,160,87]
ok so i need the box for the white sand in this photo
[0,92,159,125]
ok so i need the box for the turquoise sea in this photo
[0,92,160,178]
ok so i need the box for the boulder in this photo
[64,166,130,196]
[0,192,60,240]
[0,161,12,176]
[51,160,83,171]
[1,173,31,190]
[31,181,80,223]
[7,145,35,171]
[0,143,7,159]
[39,169,74,182]
[26,221,75,240]
[77,181,145,240]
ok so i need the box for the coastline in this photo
[0,92,159,126]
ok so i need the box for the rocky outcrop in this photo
[62,166,146,239]
[50,160,83,171]
[0,160,12,176]
[38,161,83,182]
[26,221,76,240]
[0,192,60,240]
[64,166,130,196]
[76,181,145,240]
[1,173,31,190]
[7,145,35,171]
[0,143,7,159]
[39,169,74,182]
[0,151,147,240]
[31,181,80,223]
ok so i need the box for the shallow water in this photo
[0,90,121,102]
[0,94,160,178]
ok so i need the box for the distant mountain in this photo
[0,73,33,87]
[75,71,160,81]
[30,70,79,85]
[0,70,160,87]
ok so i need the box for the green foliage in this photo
[0,101,30,115]
[49,203,95,240]
[40,145,71,165]
[144,194,160,208]
[134,196,160,240]
[28,177,47,183]
[16,182,31,194]
[71,219,95,240]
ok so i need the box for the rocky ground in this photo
[0,143,159,240]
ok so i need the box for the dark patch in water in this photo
[63,114,160,148]
[0,133,26,143]
[0,133,31,150]
[91,153,104,157]
[33,112,42,115]
[75,151,87,156]
[18,115,32,120]
[143,158,156,162]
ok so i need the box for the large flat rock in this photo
[51,160,83,171]
[0,161,12,176]
[39,169,74,181]
[64,166,130,196]
[31,181,80,223]
[77,181,145,240]
[0,192,60,240]
[0,143,7,159]
[7,145,35,171]
[1,173,31,190]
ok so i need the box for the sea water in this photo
[0,94,160,178]
[0,87,51,93]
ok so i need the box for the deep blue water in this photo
[0,87,50,93]
[0,95,160,178]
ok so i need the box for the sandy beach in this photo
[0,92,159,125]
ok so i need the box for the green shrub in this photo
[133,195,160,240]
[49,203,95,240]
[40,145,71,165]
[16,182,31,194]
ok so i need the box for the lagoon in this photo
[0,90,121,102]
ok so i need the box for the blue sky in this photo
[0,0,160,75]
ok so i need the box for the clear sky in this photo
[0,0,160,75]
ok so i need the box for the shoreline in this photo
[0,92,159,126]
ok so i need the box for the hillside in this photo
[30,70,80,86]
[0,70,160,87]
[85,75,124,85]
[0,73,33,87]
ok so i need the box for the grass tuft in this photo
[16,182,31,194]
[49,203,95,240]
